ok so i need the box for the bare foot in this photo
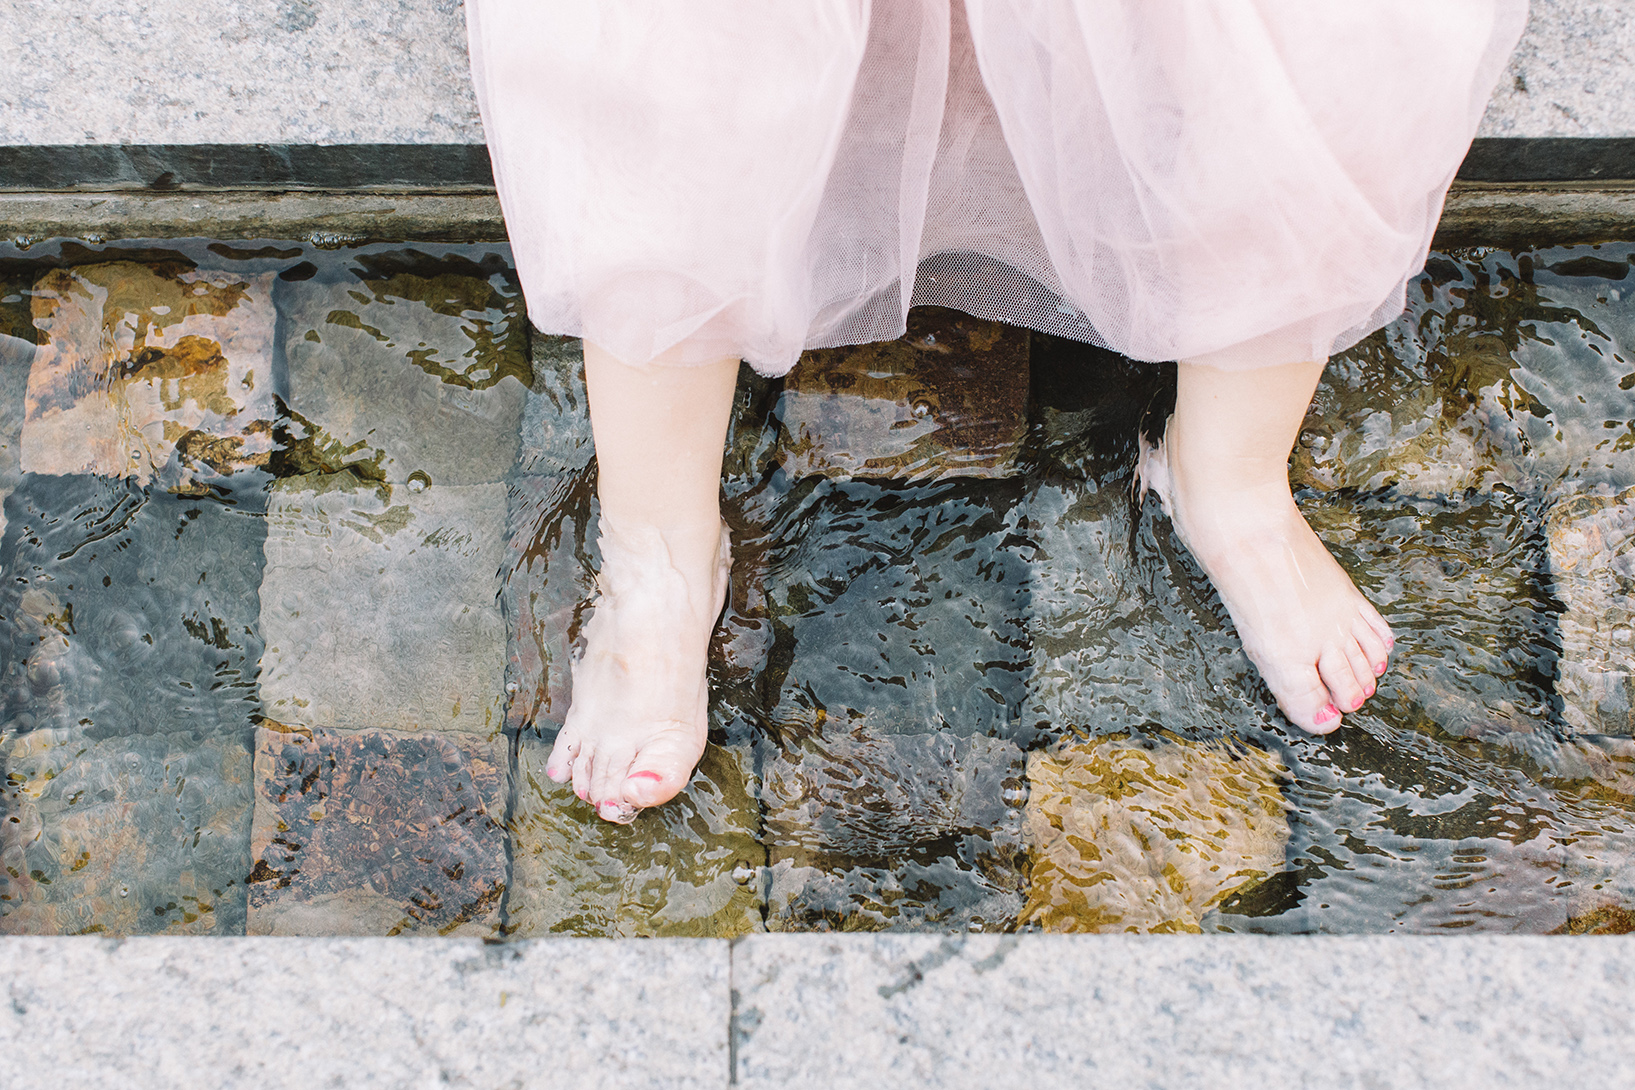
[545,516,729,823]
[1139,433,1394,735]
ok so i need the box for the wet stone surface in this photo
[258,474,507,736]
[0,727,252,936]
[755,477,1031,929]
[507,739,763,937]
[275,254,529,486]
[21,262,276,490]
[1022,733,1290,933]
[0,475,266,744]
[777,307,1029,482]
[501,471,597,736]
[1295,246,1635,500]
[515,334,592,478]
[246,724,507,937]
[1546,486,1635,737]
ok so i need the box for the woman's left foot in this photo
[1140,435,1394,735]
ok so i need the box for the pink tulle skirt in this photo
[466,0,1527,375]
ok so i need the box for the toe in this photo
[571,748,593,803]
[545,729,579,783]
[1318,643,1369,714]
[589,744,636,807]
[1342,639,1377,703]
[621,728,707,810]
[1359,598,1395,652]
[1353,617,1391,677]
[1274,661,1344,735]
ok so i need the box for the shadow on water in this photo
[1,237,1634,935]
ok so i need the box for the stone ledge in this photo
[3,934,1632,1089]
[6,184,1635,250]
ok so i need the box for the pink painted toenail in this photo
[1364,684,1376,698]
[575,788,588,800]
[1314,704,1341,726]
[628,770,663,782]
[1375,662,1388,677]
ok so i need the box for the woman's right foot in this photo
[545,516,729,823]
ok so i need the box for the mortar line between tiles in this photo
[727,935,740,1086]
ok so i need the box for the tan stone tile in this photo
[1547,486,1635,736]
[245,723,507,937]
[777,307,1028,481]
[1021,733,1290,933]
[0,726,253,935]
[277,271,527,485]
[506,739,762,937]
[258,476,507,736]
[20,262,275,488]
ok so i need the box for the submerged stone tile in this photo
[1295,247,1635,500]
[776,307,1028,481]
[258,475,507,736]
[1021,733,1290,933]
[1023,478,1273,742]
[276,267,528,485]
[515,333,592,477]
[500,471,598,736]
[762,732,1027,932]
[756,476,1031,929]
[0,316,34,551]
[507,738,762,938]
[0,726,253,936]
[246,724,506,937]
[20,262,275,489]
[0,475,266,742]
[1546,486,1635,736]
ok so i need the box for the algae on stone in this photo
[20,262,275,489]
[276,268,528,486]
[258,476,507,737]
[506,739,763,937]
[1021,733,1290,933]
[1546,486,1635,736]
[777,307,1028,482]
[245,723,507,937]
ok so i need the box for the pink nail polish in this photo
[629,770,663,782]
[575,788,588,800]
[1375,662,1387,677]
[1314,703,1341,726]
[1364,684,1376,699]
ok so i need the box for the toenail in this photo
[629,770,663,782]
[1364,684,1376,698]
[575,788,588,800]
[1314,703,1341,726]
[1375,662,1387,676]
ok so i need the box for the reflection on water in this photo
[0,238,1633,935]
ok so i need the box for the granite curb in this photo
[2,934,1631,1089]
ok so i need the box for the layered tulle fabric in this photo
[466,0,1527,375]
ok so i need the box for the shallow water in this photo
[0,237,1632,935]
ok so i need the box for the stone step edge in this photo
[4,182,1635,250]
[2,933,1631,1089]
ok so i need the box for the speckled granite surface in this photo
[2,935,1631,1089]
[0,0,1630,146]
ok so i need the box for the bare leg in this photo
[1140,358,1394,734]
[545,341,739,823]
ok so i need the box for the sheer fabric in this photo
[466,0,1527,375]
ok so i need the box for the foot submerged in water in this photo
[1138,433,1394,734]
[544,516,730,823]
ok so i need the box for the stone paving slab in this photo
[732,934,1635,1090]
[0,936,729,1090]
[245,724,508,938]
[3,934,1632,1090]
[258,475,507,736]
[0,0,1627,145]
